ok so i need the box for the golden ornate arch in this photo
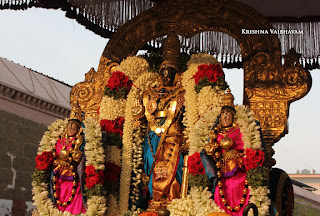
[71,0,312,166]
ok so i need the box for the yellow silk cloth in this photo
[152,121,182,201]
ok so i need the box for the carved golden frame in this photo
[70,0,312,166]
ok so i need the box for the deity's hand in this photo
[179,141,189,155]
[204,143,215,156]
[132,98,145,119]
[204,130,218,156]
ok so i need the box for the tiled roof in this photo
[0,57,71,109]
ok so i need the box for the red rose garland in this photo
[107,71,133,92]
[85,165,105,189]
[104,71,133,100]
[193,64,224,84]
[35,151,53,171]
[244,148,265,171]
[187,152,206,175]
[100,117,125,137]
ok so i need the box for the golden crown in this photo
[160,33,180,72]
[221,88,234,108]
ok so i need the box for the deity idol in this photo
[140,34,186,211]
[202,89,250,216]
[50,118,86,214]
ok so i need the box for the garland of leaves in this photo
[32,118,107,215]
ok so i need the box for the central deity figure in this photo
[141,34,185,211]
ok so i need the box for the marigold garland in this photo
[32,118,107,216]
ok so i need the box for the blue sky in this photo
[0,8,319,174]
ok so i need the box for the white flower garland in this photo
[167,187,225,216]
[182,53,224,142]
[37,118,68,154]
[186,53,222,68]
[235,106,263,150]
[181,62,199,142]
[116,56,150,82]
[106,194,121,216]
[105,145,122,167]
[197,86,224,116]
[100,56,157,213]
[83,117,105,171]
[99,96,126,121]
[32,118,107,216]
[189,106,222,155]
[130,125,145,211]
[120,71,158,213]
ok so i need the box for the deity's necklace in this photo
[143,93,178,135]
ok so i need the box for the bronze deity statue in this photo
[136,33,186,211]
[51,118,86,214]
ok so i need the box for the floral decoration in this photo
[105,162,121,183]
[98,97,126,121]
[180,53,270,215]
[100,117,125,137]
[244,148,265,171]
[193,64,228,93]
[85,165,105,189]
[187,104,271,216]
[188,152,206,175]
[97,53,270,216]
[32,118,107,216]
[104,71,133,99]
[35,151,53,171]
[98,59,156,213]
[193,64,223,84]
[167,186,225,216]
[115,56,150,81]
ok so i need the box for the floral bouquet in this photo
[244,148,269,188]
[187,152,210,188]
[32,151,54,186]
[104,71,133,99]
[193,64,228,93]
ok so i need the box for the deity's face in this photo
[220,108,234,128]
[67,121,79,137]
[159,65,177,86]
